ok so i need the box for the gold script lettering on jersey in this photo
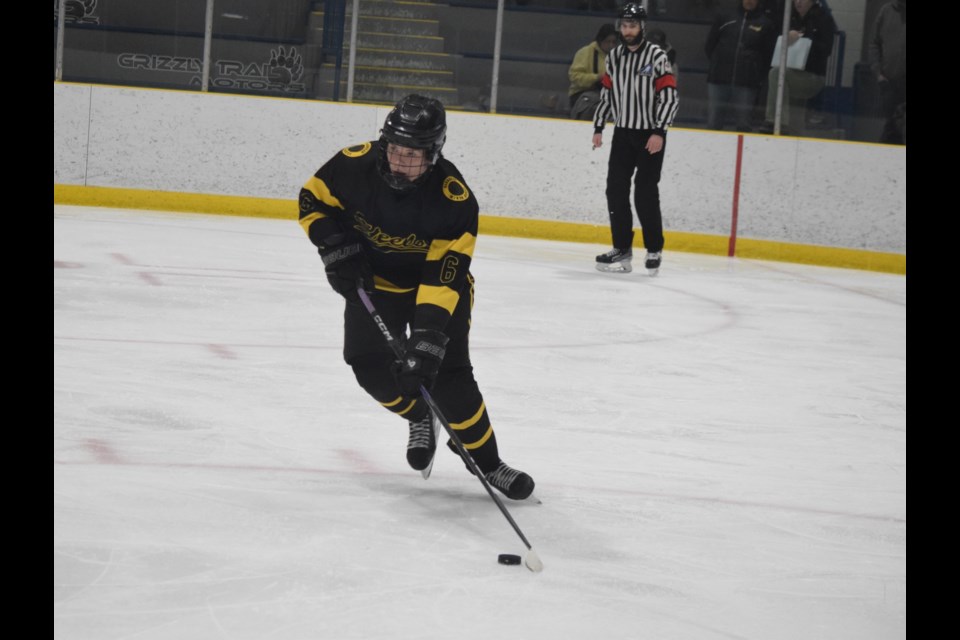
[353,212,429,253]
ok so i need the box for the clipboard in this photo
[771,36,812,70]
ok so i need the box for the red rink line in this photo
[750,260,906,307]
[82,438,125,464]
[335,448,383,474]
[54,457,385,479]
[129,264,295,275]
[110,253,137,265]
[142,271,297,283]
[205,344,237,359]
[138,272,162,286]
[100,253,298,286]
[107,253,296,281]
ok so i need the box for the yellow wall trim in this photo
[54,184,294,220]
[54,184,905,275]
[479,215,906,275]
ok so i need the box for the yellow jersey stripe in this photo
[374,275,417,293]
[298,211,325,234]
[397,399,418,416]
[462,426,493,450]
[381,397,416,416]
[416,284,460,314]
[426,233,477,261]
[450,402,485,430]
[305,176,345,210]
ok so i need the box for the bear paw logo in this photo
[57,0,98,23]
[268,46,304,85]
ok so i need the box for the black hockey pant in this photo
[341,276,501,474]
[605,127,666,253]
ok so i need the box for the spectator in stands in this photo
[568,23,619,120]
[704,0,777,132]
[760,0,836,134]
[869,0,906,144]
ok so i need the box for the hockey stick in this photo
[356,286,544,573]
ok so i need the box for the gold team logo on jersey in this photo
[352,212,429,253]
[341,142,372,158]
[442,176,470,202]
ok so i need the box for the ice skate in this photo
[406,413,436,471]
[445,442,536,500]
[645,251,662,276]
[595,248,633,273]
[485,462,536,500]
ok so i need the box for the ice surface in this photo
[54,206,906,639]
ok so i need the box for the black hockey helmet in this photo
[617,2,647,21]
[616,3,647,41]
[377,94,447,191]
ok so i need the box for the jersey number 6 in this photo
[440,255,459,284]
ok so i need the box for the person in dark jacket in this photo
[869,0,906,144]
[762,0,837,133]
[704,0,777,131]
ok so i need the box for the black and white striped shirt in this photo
[593,41,679,133]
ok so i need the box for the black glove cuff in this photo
[408,329,449,362]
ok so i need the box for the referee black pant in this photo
[605,127,666,253]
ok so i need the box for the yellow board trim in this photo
[478,216,906,275]
[426,233,477,261]
[54,184,294,219]
[53,184,906,275]
[416,284,460,314]
[732,238,905,273]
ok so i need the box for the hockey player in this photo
[297,95,535,500]
[593,2,679,275]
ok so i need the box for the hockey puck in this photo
[498,554,522,566]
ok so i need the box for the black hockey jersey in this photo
[298,141,478,334]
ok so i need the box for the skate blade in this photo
[595,262,632,274]
[420,414,445,479]
[421,456,436,479]
[646,267,659,276]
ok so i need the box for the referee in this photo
[593,3,679,275]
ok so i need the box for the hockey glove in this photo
[394,329,449,396]
[319,234,373,303]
